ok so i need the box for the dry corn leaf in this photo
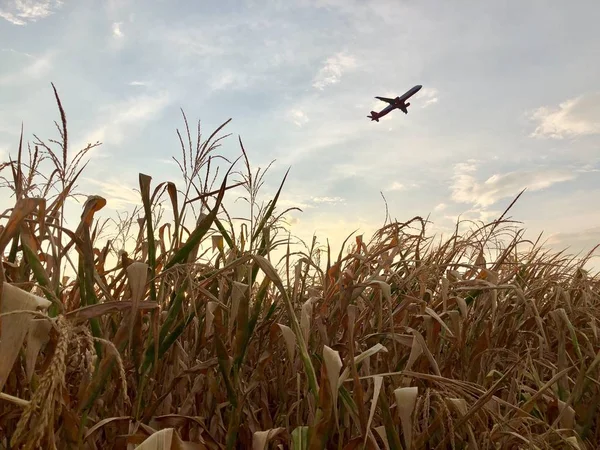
[338,343,388,388]
[25,318,52,382]
[65,299,159,322]
[212,235,224,252]
[277,323,296,363]
[565,436,582,449]
[394,386,418,449]
[374,426,390,450]
[252,427,285,450]
[403,335,423,374]
[229,281,247,334]
[424,306,455,338]
[556,398,576,429]
[205,302,218,338]
[323,345,343,428]
[300,298,315,345]
[126,261,149,352]
[363,375,383,448]
[0,282,52,392]
[135,427,203,449]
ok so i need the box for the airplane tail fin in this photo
[368,111,380,122]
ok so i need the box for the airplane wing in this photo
[375,96,395,104]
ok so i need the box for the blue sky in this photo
[1,0,599,260]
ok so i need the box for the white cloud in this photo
[163,27,229,59]
[75,91,171,151]
[311,196,344,204]
[84,177,140,210]
[440,208,504,233]
[275,194,344,211]
[1,48,34,58]
[129,80,149,87]
[576,164,600,173]
[23,54,53,77]
[529,93,600,139]
[207,71,251,92]
[434,203,447,212]
[312,52,356,90]
[451,161,576,207]
[0,0,63,25]
[286,109,309,127]
[417,87,439,108]
[546,227,600,256]
[0,51,54,85]
[386,182,405,191]
[112,22,124,38]
[155,158,178,166]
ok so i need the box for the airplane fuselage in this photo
[368,84,422,121]
[373,103,396,119]
[398,85,422,103]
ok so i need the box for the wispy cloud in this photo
[529,92,600,139]
[312,52,356,90]
[434,203,447,212]
[162,27,230,59]
[386,182,405,191]
[417,87,439,108]
[74,90,171,152]
[0,51,54,85]
[0,0,63,25]
[311,196,344,204]
[1,48,34,58]
[276,194,345,211]
[451,161,576,207]
[286,109,309,127]
[207,70,253,92]
[441,208,504,229]
[546,226,600,256]
[84,177,141,210]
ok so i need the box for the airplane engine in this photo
[405,102,410,108]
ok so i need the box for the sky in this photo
[1,0,600,266]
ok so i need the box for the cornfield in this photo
[0,85,599,449]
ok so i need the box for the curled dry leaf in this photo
[252,427,286,450]
[323,345,343,427]
[300,297,315,345]
[394,386,418,450]
[0,282,52,392]
[126,261,149,350]
[277,323,296,363]
[374,426,390,450]
[135,427,204,449]
[212,235,224,252]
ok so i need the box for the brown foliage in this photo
[0,86,599,449]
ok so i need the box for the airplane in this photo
[367,84,423,122]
